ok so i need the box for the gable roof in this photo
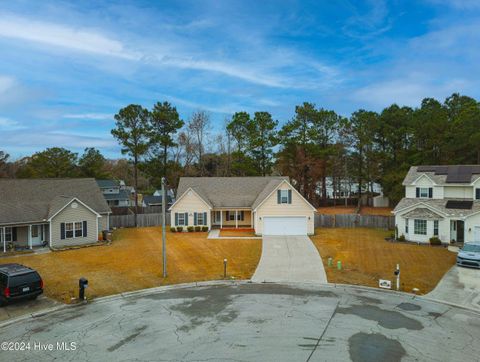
[394,197,480,218]
[175,177,289,208]
[0,178,111,225]
[96,179,120,188]
[143,195,173,205]
[403,165,480,185]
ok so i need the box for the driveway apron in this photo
[252,236,327,283]
[427,265,480,311]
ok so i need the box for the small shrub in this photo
[430,237,442,246]
[176,226,183,232]
[170,227,176,232]
[202,226,209,232]
[397,234,405,242]
[194,226,201,232]
[187,226,194,232]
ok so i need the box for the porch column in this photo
[28,225,32,249]
[220,211,223,229]
[235,210,238,229]
[2,227,5,253]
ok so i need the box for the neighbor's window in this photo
[405,219,409,234]
[229,212,235,221]
[433,220,439,236]
[476,189,480,200]
[418,188,429,198]
[178,213,185,226]
[197,213,204,225]
[75,222,83,237]
[280,189,289,204]
[414,219,427,235]
[4,227,12,242]
[65,222,74,238]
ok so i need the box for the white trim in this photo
[168,187,212,211]
[394,201,448,217]
[253,179,316,212]
[48,197,101,221]
[28,225,32,249]
[49,221,52,248]
[411,173,437,186]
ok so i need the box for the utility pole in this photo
[162,177,167,278]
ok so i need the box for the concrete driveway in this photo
[427,265,480,311]
[0,295,58,323]
[1,283,479,361]
[252,235,327,283]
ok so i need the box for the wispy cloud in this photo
[63,113,113,120]
[0,117,25,131]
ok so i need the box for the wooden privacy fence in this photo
[110,213,171,228]
[314,214,395,229]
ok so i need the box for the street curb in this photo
[2,280,479,329]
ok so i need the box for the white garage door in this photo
[263,217,307,236]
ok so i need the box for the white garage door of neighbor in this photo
[475,226,480,242]
[263,217,307,236]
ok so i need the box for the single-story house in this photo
[169,177,316,236]
[0,178,111,252]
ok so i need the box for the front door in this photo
[457,220,465,243]
[31,225,43,246]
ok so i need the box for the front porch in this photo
[0,224,49,253]
[211,209,253,229]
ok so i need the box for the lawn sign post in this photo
[162,177,167,278]
[394,264,400,291]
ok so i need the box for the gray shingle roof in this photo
[403,165,480,185]
[0,178,111,225]
[176,177,289,208]
[96,179,119,188]
[394,198,480,218]
[143,195,172,205]
[103,190,130,201]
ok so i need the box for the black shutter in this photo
[241,211,244,221]
[12,227,17,242]
[428,188,433,198]
[416,188,420,198]
[194,212,198,226]
[83,221,87,237]
[204,212,207,226]
[60,223,65,240]
[277,190,281,204]
[476,189,480,200]
[175,213,179,225]
[288,190,292,204]
[226,211,229,220]
[185,212,188,225]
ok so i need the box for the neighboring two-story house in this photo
[96,179,132,207]
[393,165,480,244]
[169,177,316,236]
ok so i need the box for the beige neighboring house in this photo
[0,178,111,252]
[169,177,316,235]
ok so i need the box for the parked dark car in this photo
[0,264,43,305]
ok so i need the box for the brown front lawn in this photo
[220,229,257,237]
[0,227,261,303]
[317,206,356,215]
[311,228,456,294]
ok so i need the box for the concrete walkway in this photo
[207,229,261,240]
[427,265,480,311]
[252,235,327,283]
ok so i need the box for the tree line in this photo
[1,93,479,206]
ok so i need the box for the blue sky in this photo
[1,0,479,158]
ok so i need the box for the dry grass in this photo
[220,229,256,237]
[0,227,261,303]
[360,206,394,216]
[317,206,356,214]
[311,228,456,294]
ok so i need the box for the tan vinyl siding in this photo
[51,201,98,248]
[170,190,210,229]
[255,182,314,235]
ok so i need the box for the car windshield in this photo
[463,244,480,253]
